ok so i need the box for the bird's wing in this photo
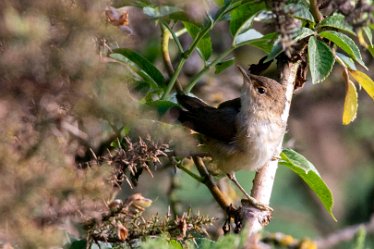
[175,95,239,143]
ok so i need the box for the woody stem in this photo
[244,58,299,237]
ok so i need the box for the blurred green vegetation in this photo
[0,0,373,248]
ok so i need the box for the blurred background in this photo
[0,0,373,248]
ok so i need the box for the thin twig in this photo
[161,24,183,93]
[310,0,323,23]
[316,215,374,249]
[192,156,230,210]
[185,47,234,93]
[177,163,204,183]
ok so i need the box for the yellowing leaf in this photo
[349,70,374,100]
[342,80,358,125]
[357,29,368,48]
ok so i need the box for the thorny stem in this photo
[310,0,323,23]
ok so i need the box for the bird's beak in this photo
[236,65,252,85]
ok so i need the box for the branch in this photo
[316,215,374,249]
[161,24,183,93]
[243,58,300,238]
[310,0,323,23]
[192,156,231,210]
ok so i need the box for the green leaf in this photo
[183,22,212,61]
[110,48,165,87]
[319,13,355,36]
[336,52,357,70]
[279,148,336,221]
[146,100,179,115]
[265,41,283,62]
[286,3,315,23]
[143,6,197,24]
[169,240,184,249]
[235,32,277,53]
[265,28,313,62]
[143,6,181,18]
[66,240,87,249]
[230,1,265,36]
[363,27,373,46]
[319,30,367,70]
[293,27,314,41]
[308,36,335,84]
[368,45,374,57]
[215,58,235,74]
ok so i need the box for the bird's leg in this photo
[271,155,281,161]
[227,173,273,211]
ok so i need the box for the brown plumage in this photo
[173,66,287,210]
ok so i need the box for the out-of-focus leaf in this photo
[67,240,87,249]
[363,26,373,46]
[110,48,165,87]
[169,240,184,249]
[183,22,212,61]
[279,148,336,221]
[349,70,374,100]
[353,227,367,249]
[146,100,179,115]
[265,28,313,62]
[215,58,235,74]
[293,27,314,41]
[229,1,265,36]
[143,6,181,18]
[319,30,367,70]
[368,45,374,57]
[235,32,277,53]
[265,41,283,62]
[143,6,196,24]
[318,13,355,36]
[358,29,369,49]
[343,80,358,125]
[286,3,315,23]
[308,36,335,84]
[337,52,357,70]
[233,28,262,47]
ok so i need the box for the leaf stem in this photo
[176,163,204,183]
[161,57,186,99]
[161,25,183,93]
[160,21,184,54]
[310,0,323,23]
[161,2,232,98]
[185,47,234,93]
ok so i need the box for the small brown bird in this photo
[174,66,287,210]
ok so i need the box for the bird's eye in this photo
[257,87,266,94]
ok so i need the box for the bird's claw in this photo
[242,197,273,212]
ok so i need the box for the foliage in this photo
[0,0,373,248]
[109,0,373,224]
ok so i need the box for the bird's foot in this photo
[226,173,273,212]
[241,195,273,212]
[271,155,281,161]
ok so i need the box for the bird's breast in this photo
[208,117,285,173]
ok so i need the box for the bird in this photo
[173,66,287,210]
